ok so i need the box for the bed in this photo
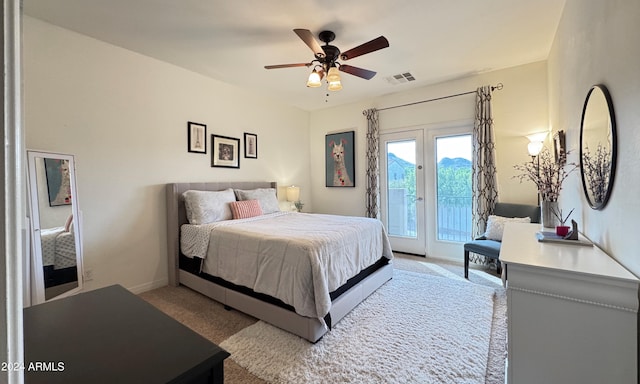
[40,225,78,288]
[166,181,394,342]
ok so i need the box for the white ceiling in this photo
[23,0,565,111]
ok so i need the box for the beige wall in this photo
[25,0,640,291]
[548,0,640,276]
[310,62,550,218]
[24,17,311,292]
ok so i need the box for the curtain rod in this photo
[377,83,503,112]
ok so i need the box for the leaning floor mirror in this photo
[27,150,84,304]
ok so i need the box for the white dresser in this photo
[501,223,639,384]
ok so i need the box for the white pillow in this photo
[234,188,280,214]
[484,215,531,241]
[183,189,236,224]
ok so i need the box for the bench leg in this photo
[464,250,470,279]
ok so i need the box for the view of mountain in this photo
[387,153,471,168]
[387,153,414,168]
[438,157,472,168]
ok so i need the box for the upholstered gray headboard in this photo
[165,181,277,286]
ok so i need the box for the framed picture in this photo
[325,131,355,187]
[44,158,72,206]
[187,121,207,154]
[211,134,240,168]
[553,130,566,164]
[244,132,258,159]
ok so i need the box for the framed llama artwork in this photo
[44,158,72,206]
[325,131,355,187]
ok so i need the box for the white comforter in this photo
[40,227,76,269]
[181,212,393,321]
[41,227,65,267]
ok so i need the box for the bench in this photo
[463,202,540,278]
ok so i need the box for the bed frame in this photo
[166,181,393,342]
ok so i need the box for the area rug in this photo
[220,268,503,384]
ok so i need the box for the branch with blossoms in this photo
[582,143,611,205]
[513,147,579,202]
[551,206,574,226]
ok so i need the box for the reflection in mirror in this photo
[27,151,83,304]
[580,85,616,210]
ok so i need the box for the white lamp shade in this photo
[306,70,322,87]
[327,80,342,91]
[286,186,300,202]
[527,141,544,156]
[526,131,548,156]
[326,67,341,82]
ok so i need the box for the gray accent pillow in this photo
[183,188,236,224]
[234,188,280,214]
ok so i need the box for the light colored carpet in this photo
[140,255,506,384]
[220,267,504,384]
[390,256,507,384]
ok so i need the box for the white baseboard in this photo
[127,277,168,294]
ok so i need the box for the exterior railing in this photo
[437,196,472,242]
[388,190,472,242]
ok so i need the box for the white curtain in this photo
[363,108,380,219]
[471,86,499,239]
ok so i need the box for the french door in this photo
[426,128,473,258]
[380,130,426,255]
[381,125,472,259]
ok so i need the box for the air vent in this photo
[386,71,416,85]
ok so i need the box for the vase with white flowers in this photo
[513,147,579,227]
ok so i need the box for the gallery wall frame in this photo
[44,158,73,206]
[553,130,566,164]
[211,134,240,168]
[187,121,207,154]
[244,132,258,159]
[325,131,355,187]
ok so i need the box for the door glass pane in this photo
[386,140,416,238]
[436,135,472,241]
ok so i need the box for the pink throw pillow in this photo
[230,200,263,219]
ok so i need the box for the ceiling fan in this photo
[264,29,389,91]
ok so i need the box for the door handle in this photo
[416,197,424,201]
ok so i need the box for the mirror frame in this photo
[579,84,617,210]
[27,150,84,304]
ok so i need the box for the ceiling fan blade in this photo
[293,29,325,58]
[340,36,389,61]
[339,64,377,80]
[264,63,310,69]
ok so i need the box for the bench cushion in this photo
[464,239,501,259]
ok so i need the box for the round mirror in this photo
[579,84,616,210]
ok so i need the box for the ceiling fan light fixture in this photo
[306,69,322,87]
[326,66,341,83]
[327,80,342,91]
[266,29,389,95]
